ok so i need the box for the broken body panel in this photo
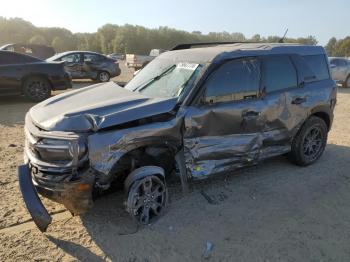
[19,43,336,231]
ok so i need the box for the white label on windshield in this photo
[176,62,199,70]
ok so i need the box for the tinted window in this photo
[303,55,330,80]
[205,58,260,103]
[61,53,80,63]
[0,52,39,65]
[84,54,103,62]
[262,56,297,92]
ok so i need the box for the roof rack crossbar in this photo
[171,41,260,51]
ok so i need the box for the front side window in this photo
[262,56,297,93]
[204,58,260,104]
[61,53,80,63]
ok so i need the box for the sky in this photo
[0,0,349,45]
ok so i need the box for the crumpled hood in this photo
[29,82,178,132]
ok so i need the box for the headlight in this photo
[35,138,86,162]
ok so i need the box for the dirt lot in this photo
[0,79,350,261]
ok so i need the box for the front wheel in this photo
[288,116,328,166]
[97,71,110,82]
[126,175,167,225]
[23,76,51,102]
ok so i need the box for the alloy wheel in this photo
[127,176,167,225]
[302,126,324,162]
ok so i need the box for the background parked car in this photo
[47,51,121,82]
[126,48,166,70]
[0,43,55,59]
[329,57,350,87]
[0,51,71,101]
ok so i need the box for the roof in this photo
[160,43,326,64]
[56,51,103,56]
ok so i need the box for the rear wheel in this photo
[23,76,51,102]
[126,175,167,225]
[288,116,328,166]
[97,71,110,82]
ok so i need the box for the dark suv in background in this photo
[0,51,71,101]
[19,43,336,232]
[47,51,121,82]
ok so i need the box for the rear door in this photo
[82,53,104,78]
[258,55,302,155]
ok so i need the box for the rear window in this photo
[302,55,330,81]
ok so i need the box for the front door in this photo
[61,53,83,78]
[183,58,265,178]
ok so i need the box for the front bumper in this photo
[18,164,95,232]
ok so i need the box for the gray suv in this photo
[18,43,337,232]
[329,57,350,87]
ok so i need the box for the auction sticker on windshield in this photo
[176,62,199,70]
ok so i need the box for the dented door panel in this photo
[182,90,293,178]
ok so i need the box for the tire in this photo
[343,75,350,88]
[288,116,328,166]
[23,76,51,102]
[126,175,167,225]
[97,71,110,82]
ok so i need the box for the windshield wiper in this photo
[134,65,176,92]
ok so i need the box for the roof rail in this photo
[171,41,260,51]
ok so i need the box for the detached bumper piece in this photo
[18,164,52,232]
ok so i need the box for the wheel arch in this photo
[310,111,331,131]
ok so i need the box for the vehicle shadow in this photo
[46,235,105,262]
[48,143,350,261]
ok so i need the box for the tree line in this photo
[0,17,349,57]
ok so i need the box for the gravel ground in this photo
[0,77,350,261]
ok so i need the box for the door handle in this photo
[242,111,261,118]
[292,96,307,104]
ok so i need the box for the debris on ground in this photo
[202,241,214,259]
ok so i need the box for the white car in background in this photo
[329,57,350,87]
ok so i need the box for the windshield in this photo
[125,57,202,99]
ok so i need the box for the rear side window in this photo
[261,56,298,92]
[303,55,330,80]
[84,53,103,62]
[205,58,260,103]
